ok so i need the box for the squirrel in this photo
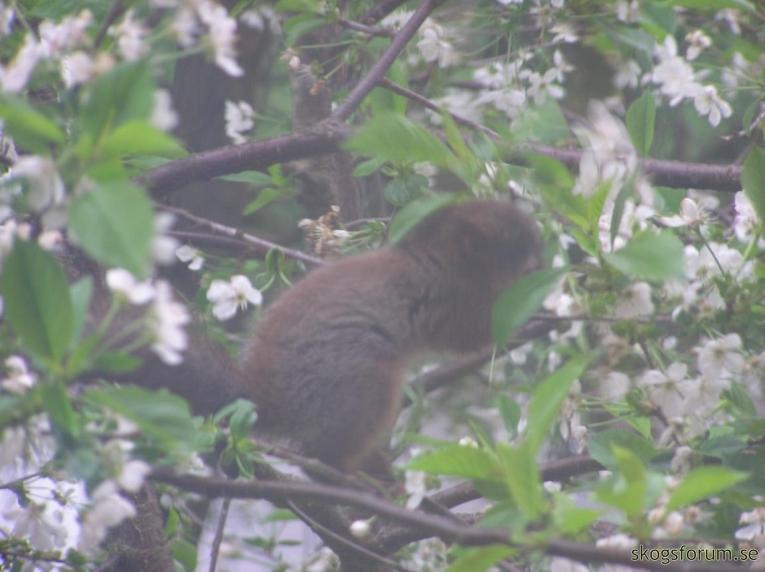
[91,200,542,474]
[239,200,543,473]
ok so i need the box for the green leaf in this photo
[497,442,543,518]
[81,61,154,137]
[666,467,748,511]
[588,428,656,469]
[607,27,656,59]
[496,395,521,438]
[171,538,197,572]
[597,445,647,517]
[343,112,454,167]
[217,170,274,185]
[526,355,589,454]
[92,351,143,374]
[0,241,74,361]
[664,0,755,13]
[383,175,428,207]
[742,147,765,232]
[68,182,154,277]
[243,188,288,215]
[40,381,79,437]
[86,386,200,452]
[553,495,600,534]
[604,230,684,280]
[447,546,514,572]
[626,91,656,156]
[492,267,566,345]
[0,95,65,152]
[69,277,93,348]
[408,444,500,480]
[100,121,186,159]
[387,193,460,244]
[510,98,570,144]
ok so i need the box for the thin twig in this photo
[339,17,394,37]
[286,499,411,572]
[94,0,125,48]
[332,0,444,121]
[158,203,324,267]
[208,497,230,572]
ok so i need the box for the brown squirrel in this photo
[101,200,541,473]
[239,200,543,472]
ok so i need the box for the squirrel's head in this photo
[399,199,543,283]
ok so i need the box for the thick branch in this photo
[138,124,350,198]
[151,468,740,572]
[139,85,742,198]
[379,79,742,193]
[331,0,443,121]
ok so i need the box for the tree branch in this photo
[378,78,743,193]
[138,124,350,198]
[331,0,444,121]
[158,204,324,267]
[150,467,740,572]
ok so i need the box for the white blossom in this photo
[117,459,151,492]
[197,0,243,76]
[4,500,67,550]
[716,9,741,35]
[1,355,36,394]
[697,334,745,381]
[61,51,114,88]
[639,362,695,421]
[404,469,426,509]
[114,10,148,61]
[349,518,372,539]
[172,5,199,47]
[0,34,43,93]
[616,0,640,22]
[596,534,638,572]
[417,20,458,68]
[692,85,732,127]
[305,547,339,572]
[550,558,589,572]
[550,23,578,44]
[240,7,280,35]
[153,212,179,265]
[38,10,92,57]
[659,197,710,227]
[79,481,136,553]
[733,191,760,243]
[224,100,255,144]
[651,36,698,106]
[106,268,155,305]
[601,371,631,401]
[614,59,641,89]
[736,507,765,542]
[207,275,262,321]
[685,30,711,61]
[11,156,65,213]
[176,244,204,271]
[572,101,638,197]
[149,281,190,365]
[151,89,178,131]
[615,282,654,319]
[522,68,565,104]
